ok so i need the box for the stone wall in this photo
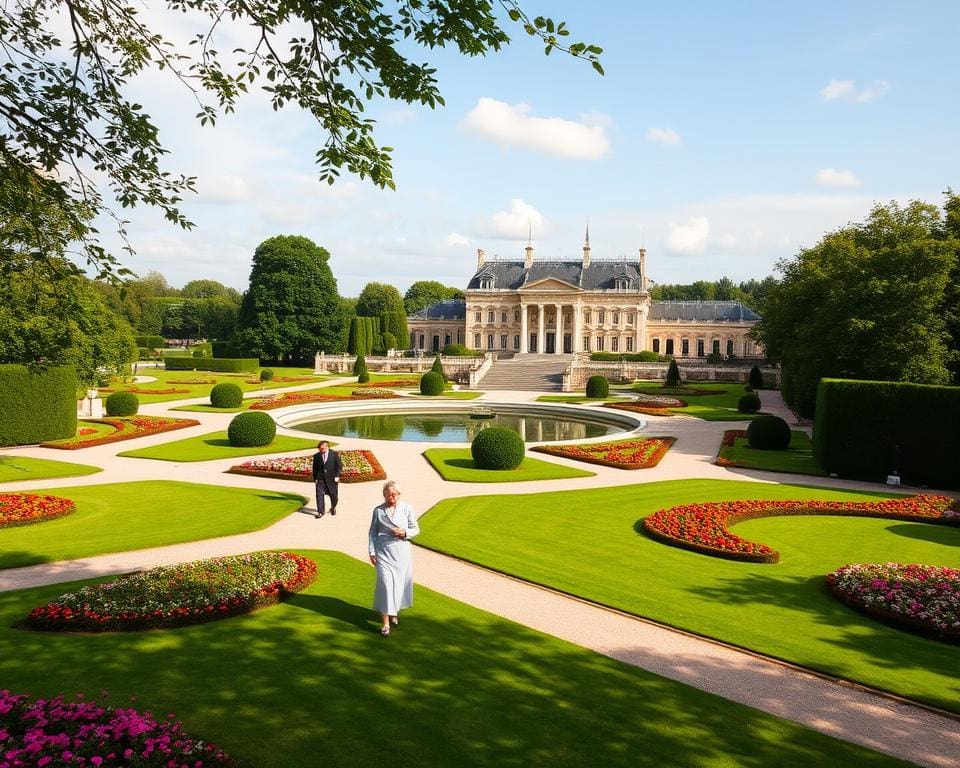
[566,359,781,391]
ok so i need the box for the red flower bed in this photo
[248,392,399,410]
[26,552,317,632]
[0,493,76,528]
[41,416,200,450]
[603,401,685,418]
[0,690,233,767]
[827,562,960,641]
[643,494,960,564]
[533,437,675,469]
[98,387,190,395]
[167,378,217,384]
[355,379,418,388]
[244,376,315,384]
[226,450,386,483]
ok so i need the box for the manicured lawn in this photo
[0,481,304,569]
[102,367,331,404]
[536,395,631,403]
[0,456,101,483]
[415,479,960,713]
[718,430,825,476]
[423,448,594,482]
[117,431,318,462]
[0,551,907,768]
[621,381,761,421]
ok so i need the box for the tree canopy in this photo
[404,280,464,315]
[356,282,406,319]
[755,194,959,417]
[1,2,601,280]
[234,235,345,363]
[649,276,776,315]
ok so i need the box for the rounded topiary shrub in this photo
[210,383,243,408]
[192,348,206,358]
[227,411,276,447]
[749,364,764,390]
[420,371,444,396]
[105,391,139,417]
[358,372,371,384]
[747,414,792,450]
[431,355,446,381]
[738,393,762,414]
[259,368,274,381]
[471,427,524,470]
[585,375,609,398]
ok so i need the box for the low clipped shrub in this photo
[431,355,446,381]
[420,370,444,395]
[442,343,481,357]
[747,414,792,449]
[590,351,665,362]
[259,368,274,381]
[105,391,139,416]
[749,364,765,390]
[210,382,243,408]
[228,411,276,447]
[706,352,723,364]
[0,365,77,446]
[192,348,206,358]
[358,371,371,384]
[137,347,153,359]
[585,375,609,398]
[738,393,762,414]
[471,427,524,470]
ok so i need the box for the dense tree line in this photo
[649,276,777,315]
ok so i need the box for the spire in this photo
[524,221,534,268]
[582,218,592,268]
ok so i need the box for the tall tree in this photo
[234,236,345,363]
[1,2,600,281]
[404,280,464,314]
[939,189,960,383]
[181,279,238,301]
[356,282,406,319]
[756,197,957,417]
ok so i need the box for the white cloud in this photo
[487,199,545,239]
[665,216,710,255]
[460,97,611,160]
[820,79,890,103]
[646,127,682,147]
[816,168,862,188]
[195,174,250,202]
[446,233,469,247]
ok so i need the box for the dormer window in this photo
[615,278,630,291]
[478,272,495,290]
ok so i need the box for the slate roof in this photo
[468,260,643,291]
[649,301,761,322]
[408,299,465,320]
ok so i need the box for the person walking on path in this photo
[311,440,341,518]
[368,480,419,636]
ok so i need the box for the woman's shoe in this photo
[389,616,398,626]
[379,626,391,637]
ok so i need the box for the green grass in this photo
[0,456,101,483]
[0,551,907,768]
[719,430,826,476]
[117,431,318,462]
[536,395,631,403]
[423,448,595,482]
[0,481,304,569]
[415,478,960,713]
[622,381,760,421]
[103,367,329,404]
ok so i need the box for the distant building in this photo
[407,234,762,358]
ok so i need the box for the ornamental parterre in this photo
[603,399,686,418]
[533,437,675,469]
[0,493,76,529]
[40,417,201,450]
[226,450,386,483]
[642,494,960,564]
[247,391,399,410]
[827,563,960,641]
[25,552,316,632]
[0,690,233,767]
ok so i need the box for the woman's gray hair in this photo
[382,479,401,495]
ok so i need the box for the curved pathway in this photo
[1,381,958,767]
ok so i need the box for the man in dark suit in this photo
[311,440,341,518]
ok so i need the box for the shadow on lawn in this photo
[884,522,960,547]
[0,554,902,768]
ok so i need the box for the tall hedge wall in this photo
[813,378,960,489]
[164,357,259,373]
[347,316,381,355]
[0,365,78,446]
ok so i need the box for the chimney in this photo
[639,247,647,291]
[524,241,534,269]
[477,248,486,269]
[582,222,591,268]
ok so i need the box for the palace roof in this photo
[649,301,761,322]
[408,299,466,320]
[467,260,643,291]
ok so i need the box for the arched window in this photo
[652,338,660,354]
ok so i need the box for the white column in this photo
[573,301,582,353]
[537,304,545,355]
[555,303,564,354]
[520,304,529,354]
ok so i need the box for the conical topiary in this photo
[665,358,682,388]
[431,355,446,381]
[353,352,367,379]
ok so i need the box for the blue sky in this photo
[101,1,959,296]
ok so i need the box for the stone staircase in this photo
[475,354,573,391]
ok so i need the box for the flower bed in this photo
[41,416,201,450]
[25,551,316,632]
[98,387,190,395]
[533,437,675,469]
[603,400,686,418]
[244,376,314,384]
[352,388,395,396]
[0,493,76,528]
[643,494,960,564]
[715,429,749,467]
[167,378,217,384]
[355,379,418,389]
[0,690,233,767]
[248,392,399,410]
[827,563,960,641]
[226,450,386,483]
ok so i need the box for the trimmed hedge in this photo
[210,383,243,408]
[590,351,666,362]
[358,372,370,384]
[585,375,609,398]
[353,352,368,378]
[165,357,259,372]
[471,427,524,470]
[135,334,165,349]
[747,415,792,450]
[749,365,765,390]
[105,392,139,416]
[227,411,276,447]
[813,378,960,489]
[0,365,77,446]
[738,393,762,413]
[420,371,444,395]
[442,343,482,357]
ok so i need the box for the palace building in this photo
[407,234,763,359]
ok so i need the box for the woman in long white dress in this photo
[368,480,419,636]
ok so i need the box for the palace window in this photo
[418,333,424,349]
[445,333,451,346]
[473,333,481,348]
[501,311,507,323]
[479,277,494,289]
[598,310,605,324]
[583,309,591,324]
[697,339,705,357]
[487,311,495,323]
[681,339,689,356]
[501,334,508,349]
[666,339,675,355]
[626,337,634,352]
[596,335,605,351]
[487,334,494,350]
[582,336,591,352]
[726,339,734,357]
[652,338,660,354]
[474,311,481,323]
[611,337,619,353]
[612,310,620,325]
[513,335,520,350]
[627,312,635,325]
[615,278,630,291]
[712,339,720,356]
[514,310,520,323]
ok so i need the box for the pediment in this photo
[519,277,582,292]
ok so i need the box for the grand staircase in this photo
[475,354,573,391]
